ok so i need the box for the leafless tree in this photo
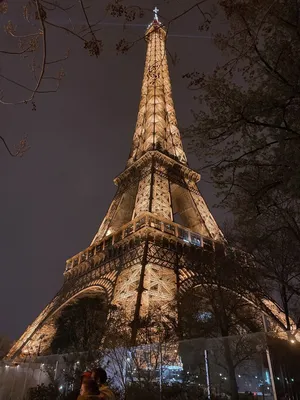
[1,0,214,156]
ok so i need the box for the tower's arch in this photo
[7,277,116,359]
[178,275,293,333]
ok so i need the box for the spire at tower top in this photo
[153,6,159,22]
[127,8,188,166]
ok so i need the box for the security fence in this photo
[1,329,300,399]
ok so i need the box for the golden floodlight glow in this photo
[6,11,290,361]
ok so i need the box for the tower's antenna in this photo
[153,6,159,22]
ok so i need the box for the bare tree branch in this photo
[0,135,30,157]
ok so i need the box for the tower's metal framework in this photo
[8,13,287,360]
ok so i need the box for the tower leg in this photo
[131,240,149,345]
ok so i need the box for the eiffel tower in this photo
[8,10,226,359]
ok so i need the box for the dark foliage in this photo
[125,382,206,400]
[26,383,59,400]
[186,0,300,331]
[50,296,107,354]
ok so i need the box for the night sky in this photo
[0,0,226,341]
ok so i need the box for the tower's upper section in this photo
[127,9,188,166]
[87,9,223,247]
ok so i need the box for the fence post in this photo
[204,349,211,400]
[38,363,43,385]
[9,366,16,400]
[21,362,30,399]
[262,314,277,400]
[54,360,59,381]
[159,343,163,400]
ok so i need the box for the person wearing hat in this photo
[91,368,115,400]
[77,378,100,399]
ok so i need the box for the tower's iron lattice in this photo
[7,12,288,360]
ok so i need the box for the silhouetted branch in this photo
[0,135,30,157]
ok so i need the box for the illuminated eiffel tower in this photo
[8,9,224,359]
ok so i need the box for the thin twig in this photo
[0,135,30,157]
[0,0,47,105]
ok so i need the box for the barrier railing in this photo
[1,329,300,399]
